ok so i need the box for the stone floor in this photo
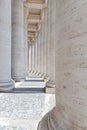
[0,80,55,130]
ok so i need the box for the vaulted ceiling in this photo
[24,0,47,43]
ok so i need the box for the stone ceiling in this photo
[24,0,47,43]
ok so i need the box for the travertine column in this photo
[34,39,38,74]
[45,0,50,79]
[12,0,25,81]
[38,0,87,130]
[27,42,29,74]
[0,0,14,91]
[31,42,35,74]
[46,0,56,93]
[24,10,28,77]
[44,6,49,80]
[44,9,47,76]
[29,43,32,73]
[37,32,41,75]
[40,25,44,75]
[42,10,47,77]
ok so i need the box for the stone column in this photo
[38,27,42,76]
[29,43,32,74]
[0,0,14,91]
[12,0,25,81]
[45,0,56,93]
[41,10,47,78]
[37,32,41,76]
[43,4,49,81]
[27,42,29,74]
[24,9,28,77]
[38,0,87,130]
[45,0,50,80]
[31,42,35,74]
[43,9,47,77]
[34,39,38,74]
[40,25,44,76]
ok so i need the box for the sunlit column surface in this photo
[31,41,35,74]
[12,0,25,81]
[34,39,38,74]
[37,32,41,76]
[24,10,28,77]
[29,43,32,74]
[46,0,56,93]
[40,24,44,76]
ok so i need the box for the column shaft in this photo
[31,42,35,74]
[45,4,50,79]
[0,0,14,91]
[43,9,47,76]
[37,32,41,75]
[46,0,56,93]
[24,11,28,77]
[34,39,38,74]
[40,25,44,75]
[12,0,25,81]
[38,0,87,130]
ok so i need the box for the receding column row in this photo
[28,0,56,90]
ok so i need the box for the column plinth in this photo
[46,80,55,94]
[0,80,15,92]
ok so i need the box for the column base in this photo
[44,75,50,82]
[41,73,46,79]
[45,80,55,94]
[13,76,25,82]
[38,107,57,130]
[0,79,15,92]
[37,72,43,77]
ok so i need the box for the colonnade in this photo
[29,0,56,93]
[0,0,87,129]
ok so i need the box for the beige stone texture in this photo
[38,0,87,129]
[12,0,25,81]
[45,0,56,93]
[37,32,41,75]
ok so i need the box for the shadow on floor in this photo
[0,87,45,94]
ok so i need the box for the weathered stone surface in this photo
[31,42,35,73]
[12,0,25,81]
[34,39,38,74]
[38,0,87,130]
[24,12,28,77]
[37,32,41,75]
[45,0,56,92]
[40,25,44,75]
[0,0,14,91]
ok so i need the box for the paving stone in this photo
[0,81,55,130]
